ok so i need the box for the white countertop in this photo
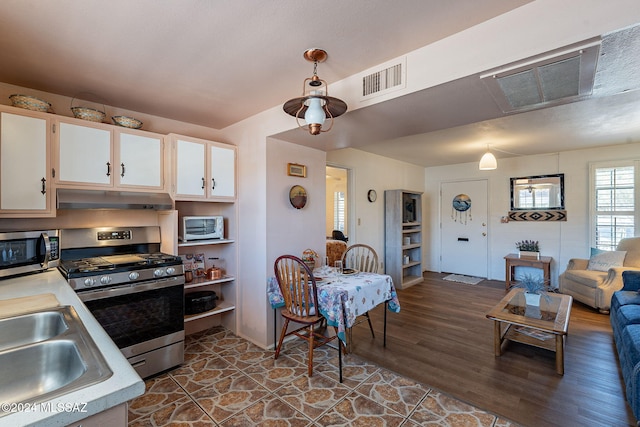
[0,269,145,427]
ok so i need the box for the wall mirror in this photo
[510,174,564,210]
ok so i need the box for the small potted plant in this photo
[512,273,551,307]
[516,240,540,259]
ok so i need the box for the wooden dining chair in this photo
[342,244,378,340]
[342,243,379,274]
[273,255,342,380]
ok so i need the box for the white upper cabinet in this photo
[209,144,235,198]
[116,130,165,190]
[0,109,53,216]
[54,118,166,191]
[175,137,207,198]
[171,134,236,201]
[56,121,112,186]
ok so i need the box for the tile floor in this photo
[128,326,520,426]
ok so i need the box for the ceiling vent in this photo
[361,58,406,99]
[481,38,601,113]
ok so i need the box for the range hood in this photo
[57,189,173,210]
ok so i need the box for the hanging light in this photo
[283,49,348,135]
[479,146,497,170]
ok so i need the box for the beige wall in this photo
[326,148,426,269]
[423,142,640,286]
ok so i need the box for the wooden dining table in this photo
[267,266,401,346]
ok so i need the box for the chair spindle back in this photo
[274,255,318,317]
[342,244,379,273]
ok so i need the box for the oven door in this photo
[78,278,184,357]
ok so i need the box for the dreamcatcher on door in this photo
[452,194,472,224]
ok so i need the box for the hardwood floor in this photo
[351,271,636,427]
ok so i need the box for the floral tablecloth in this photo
[267,267,401,343]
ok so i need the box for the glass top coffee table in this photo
[486,288,572,375]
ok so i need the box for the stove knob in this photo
[128,271,140,281]
[100,276,112,285]
[166,267,176,275]
[84,278,94,287]
[154,268,165,277]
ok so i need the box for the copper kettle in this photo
[206,267,222,280]
[206,257,222,280]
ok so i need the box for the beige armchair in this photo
[559,237,640,313]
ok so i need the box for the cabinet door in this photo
[0,112,50,212]
[117,131,164,189]
[57,122,112,186]
[175,138,206,198]
[208,144,235,198]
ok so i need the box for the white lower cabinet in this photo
[0,109,53,217]
[65,402,127,427]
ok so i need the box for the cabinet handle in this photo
[41,177,46,195]
[211,178,216,191]
[106,162,111,177]
[121,163,125,178]
[201,177,205,189]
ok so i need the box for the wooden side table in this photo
[504,253,552,290]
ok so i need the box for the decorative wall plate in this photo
[289,185,307,209]
[452,194,472,224]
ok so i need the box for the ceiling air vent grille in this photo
[362,61,405,98]
[481,39,600,113]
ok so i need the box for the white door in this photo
[440,180,488,277]
[175,138,206,198]
[0,112,49,211]
[118,132,163,189]
[209,144,235,198]
[57,122,112,186]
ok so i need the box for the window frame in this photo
[333,191,345,232]
[589,160,639,249]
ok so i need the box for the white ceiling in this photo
[1,1,639,167]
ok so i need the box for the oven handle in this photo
[78,277,184,302]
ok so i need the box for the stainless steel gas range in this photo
[58,226,184,379]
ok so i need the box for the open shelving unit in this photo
[384,190,424,289]
[175,201,237,335]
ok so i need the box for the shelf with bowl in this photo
[175,200,237,336]
[184,301,235,323]
[184,275,234,290]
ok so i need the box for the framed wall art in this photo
[287,163,307,177]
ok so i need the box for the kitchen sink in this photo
[0,310,68,351]
[0,341,87,404]
[0,306,112,416]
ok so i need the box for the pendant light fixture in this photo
[283,49,348,135]
[479,145,497,170]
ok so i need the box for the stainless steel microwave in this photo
[179,216,224,242]
[0,230,60,279]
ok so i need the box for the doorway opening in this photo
[326,165,349,240]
